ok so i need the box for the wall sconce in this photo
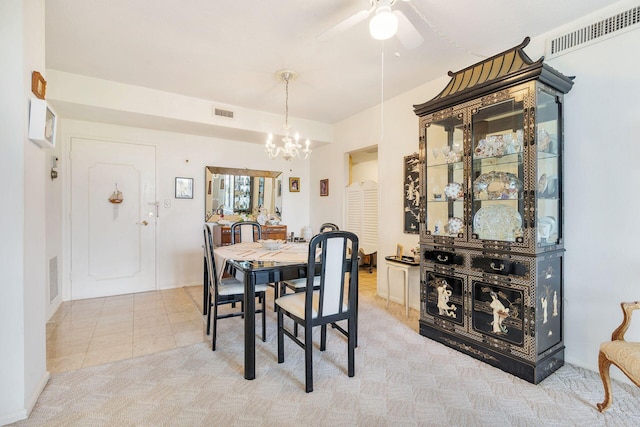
[51,156,58,180]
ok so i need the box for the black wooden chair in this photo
[203,225,267,350]
[275,230,359,392]
[280,223,339,297]
[319,223,339,232]
[230,221,262,243]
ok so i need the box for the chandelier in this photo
[265,70,311,161]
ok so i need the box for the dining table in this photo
[213,241,320,380]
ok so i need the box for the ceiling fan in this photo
[317,0,424,49]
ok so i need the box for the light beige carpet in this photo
[13,287,640,426]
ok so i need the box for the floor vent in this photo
[214,107,234,118]
[49,256,59,302]
[547,5,640,58]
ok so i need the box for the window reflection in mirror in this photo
[205,167,282,222]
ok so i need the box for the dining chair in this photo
[203,225,267,351]
[280,224,337,297]
[230,221,262,243]
[319,223,339,232]
[596,300,640,412]
[275,230,359,392]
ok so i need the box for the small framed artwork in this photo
[320,178,329,196]
[175,177,194,199]
[396,244,404,259]
[31,71,47,99]
[289,177,300,192]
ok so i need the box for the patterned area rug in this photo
[13,287,640,426]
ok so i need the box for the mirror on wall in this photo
[205,166,282,222]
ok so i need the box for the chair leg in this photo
[277,309,285,363]
[261,292,266,342]
[348,316,355,378]
[206,292,212,335]
[212,298,218,351]
[273,282,279,312]
[597,351,613,412]
[305,323,314,393]
[320,324,327,351]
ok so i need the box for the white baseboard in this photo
[0,371,49,425]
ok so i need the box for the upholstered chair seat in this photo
[597,301,640,412]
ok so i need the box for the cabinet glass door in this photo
[536,87,562,247]
[424,114,464,237]
[471,95,525,242]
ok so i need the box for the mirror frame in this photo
[205,166,282,222]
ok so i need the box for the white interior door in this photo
[344,180,378,255]
[71,138,156,300]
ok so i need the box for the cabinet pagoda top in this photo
[414,37,574,117]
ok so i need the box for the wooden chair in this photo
[597,300,640,412]
[230,221,262,243]
[203,225,267,350]
[275,230,359,392]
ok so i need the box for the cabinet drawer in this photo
[470,256,527,277]
[424,250,464,266]
[263,225,287,240]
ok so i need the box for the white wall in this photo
[0,0,49,424]
[58,119,311,297]
[351,159,378,183]
[543,29,640,370]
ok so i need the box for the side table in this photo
[384,256,420,317]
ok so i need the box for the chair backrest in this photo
[305,231,358,321]
[231,221,262,243]
[320,223,339,233]
[203,224,219,291]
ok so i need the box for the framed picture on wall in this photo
[31,71,47,99]
[289,177,300,192]
[320,178,329,196]
[175,177,194,199]
[404,153,420,234]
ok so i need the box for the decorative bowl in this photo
[258,239,285,251]
[473,171,522,200]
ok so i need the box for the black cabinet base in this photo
[419,321,564,384]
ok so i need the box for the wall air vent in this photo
[214,107,234,119]
[547,5,640,58]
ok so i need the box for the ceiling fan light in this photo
[369,6,398,40]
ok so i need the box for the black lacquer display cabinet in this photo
[414,38,573,383]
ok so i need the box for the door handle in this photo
[137,220,149,226]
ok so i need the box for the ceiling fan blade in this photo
[394,10,423,49]
[316,7,374,41]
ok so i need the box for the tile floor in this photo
[46,269,380,374]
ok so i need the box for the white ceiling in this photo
[45,0,617,127]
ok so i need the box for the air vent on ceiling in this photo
[214,107,234,119]
[547,5,640,58]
